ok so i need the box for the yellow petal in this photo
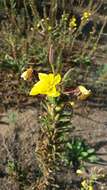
[29,85,40,95]
[47,87,60,97]
[48,74,54,83]
[81,180,87,188]
[54,74,61,85]
[76,169,83,175]
[89,185,94,190]
[30,80,49,95]
[30,81,44,95]
[34,81,49,92]
[38,73,48,81]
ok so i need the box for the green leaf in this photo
[81,152,89,157]
[87,148,95,154]
[47,97,56,104]
[67,142,72,150]
[62,111,72,116]
[59,117,70,122]
[88,155,98,162]
[62,68,74,82]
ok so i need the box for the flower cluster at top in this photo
[81,11,91,22]
[35,11,91,33]
[81,180,93,190]
[69,17,77,29]
[36,17,52,32]
[68,11,91,29]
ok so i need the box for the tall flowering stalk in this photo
[21,67,91,189]
[28,72,71,188]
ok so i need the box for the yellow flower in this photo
[81,180,88,189]
[76,169,83,175]
[46,17,49,21]
[21,68,33,80]
[81,11,91,21]
[30,73,61,97]
[77,85,91,100]
[41,19,45,22]
[69,17,77,28]
[48,26,52,31]
[37,23,41,28]
[61,14,68,21]
[69,101,75,107]
[89,185,94,190]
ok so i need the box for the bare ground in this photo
[0,105,107,189]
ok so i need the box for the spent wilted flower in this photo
[21,67,33,80]
[30,73,61,97]
[77,85,91,100]
[81,11,91,21]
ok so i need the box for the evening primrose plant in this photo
[21,66,92,189]
[1,1,106,189]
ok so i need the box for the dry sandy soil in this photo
[0,104,107,190]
